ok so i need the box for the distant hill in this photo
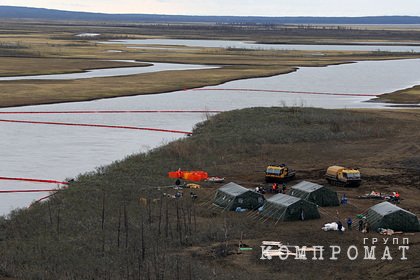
[1,6,420,24]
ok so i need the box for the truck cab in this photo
[265,164,295,183]
[326,165,361,187]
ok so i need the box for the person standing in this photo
[341,193,348,205]
[347,217,352,230]
[358,219,364,231]
[395,192,400,203]
[337,221,343,233]
[363,221,369,233]
[272,183,278,193]
[300,208,305,221]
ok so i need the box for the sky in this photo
[1,0,420,16]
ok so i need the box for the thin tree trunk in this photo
[176,199,182,244]
[192,200,197,233]
[47,201,53,225]
[101,192,106,231]
[56,207,60,241]
[102,192,106,254]
[124,204,129,249]
[117,207,121,248]
[165,199,169,238]
[147,198,152,225]
[181,203,188,244]
[141,214,145,261]
[158,196,163,236]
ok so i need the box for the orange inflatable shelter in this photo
[168,169,208,181]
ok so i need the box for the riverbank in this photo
[2,53,420,108]
[2,22,420,107]
[373,85,420,104]
[0,58,147,77]
[1,107,419,279]
[0,65,295,108]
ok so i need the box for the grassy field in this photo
[2,21,420,107]
[0,65,295,108]
[0,107,419,279]
[0,57,144,76]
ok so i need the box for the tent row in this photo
[213,182,322,221]
[213,182,420,232]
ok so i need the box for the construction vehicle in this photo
[325,165,361,187]
[265,164,296,183]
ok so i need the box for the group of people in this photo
[390,191,400,203]
[255,182,287,194]
[255,186,265,194]
[336,217,369,233]
[336,218,352,232]
[174,191,198,200]
[271,182,287,194]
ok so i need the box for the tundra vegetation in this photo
[1,20,420,107]
[1,20,420,279]
[1,107,419,279]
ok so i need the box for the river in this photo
[105,38,420,53]
[1,55,420,215]
[0,61,217,81]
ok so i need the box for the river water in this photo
[1,55,420,215]
[105,38,420,53]
[0,61,217,81]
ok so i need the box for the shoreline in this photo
[0,65,297,108]
[1,56,420,109]
[2,107,419,279]
[371,85,420,104]
[0,58,149,77]
[254,40,420,46]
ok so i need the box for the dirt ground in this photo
[186,109,420,280]
[1,109,418,280]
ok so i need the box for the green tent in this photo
[366,202,420,232]
[260,193,320,222]
[289,181,339,207]
[214,182,265,211]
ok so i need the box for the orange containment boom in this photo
[168,169,208,181]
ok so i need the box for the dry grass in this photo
[1,40,420,107]
[1,22,420,107]
[0,65,293,107]
[1,108,419,279]
[0,58,144,76]
[375,85,420,104]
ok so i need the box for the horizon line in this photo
[0,5,419,18]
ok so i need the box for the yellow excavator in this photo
[265,164,296,183]
[325,165,361,187]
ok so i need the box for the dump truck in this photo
[325,165,361,187]
[265,164,296,183]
